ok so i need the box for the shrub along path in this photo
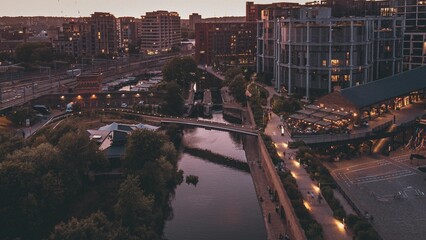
[259,82,352,240]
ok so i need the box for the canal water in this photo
[164,113,266,240]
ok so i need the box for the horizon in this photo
[0,0,304,19]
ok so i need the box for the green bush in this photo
[353,220,372,235]
[355,229,379,240]
[345,214,360,229]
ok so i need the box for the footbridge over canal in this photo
[102,109,258,136]
[159,117,258,136]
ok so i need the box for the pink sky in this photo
[0,0,303,18]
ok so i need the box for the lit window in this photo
[322,60,327,66]
[331,75,339,82]
[331,59,340,67]
[343,75,350,81]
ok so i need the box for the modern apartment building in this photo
[53,18,91,58]
[117,17,141,53]
[90,12,118,56]
[140,11,181,55]
[189,13,202,31]
[195,22,257,67]
[245,1,299,22]
[392,0,426,70]
[257,7,404,98]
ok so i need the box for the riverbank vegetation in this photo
[184,147,250,173]
[260,134,324,239]
[0,120,183,239]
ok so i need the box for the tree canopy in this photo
[162,56,199,87]
[162,81,184,116]
[228,74,248,104]
[15,42,53,64]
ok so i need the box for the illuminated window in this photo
[331,75,339,82]
[331,59,340,67]
[423,42,426,55]
[343,75,350,81]
[322,60,327,67]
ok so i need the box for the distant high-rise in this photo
[90,12,117,56]
[245,1,299,22]
[189,13,202,31]
[117,17,141,54]
[140,11,181,55]
[195,22,257,67]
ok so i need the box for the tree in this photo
[57,131,108,174]
[163,81,184,116]
[114,175,158,237]
[162,56,198,88]
[50,211,130,240]
[224,68,243,85]
[0,160,44,239]
[229,74,247,104]
[123,130,167,171]
[15,42,53,64]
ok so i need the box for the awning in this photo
[319,108,334,113]
[297,109,315,115]
[316,121,332,127]
[289,114,308,120]
[304,117,321,124]
[312,112,329,118]
[305,105,322,111]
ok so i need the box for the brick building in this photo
[195,22,257,68]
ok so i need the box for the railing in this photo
[30,112,72,137]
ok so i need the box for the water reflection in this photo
[164,114,266,240]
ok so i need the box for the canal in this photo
[164,113,266,240]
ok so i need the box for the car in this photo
[121,103,128,108]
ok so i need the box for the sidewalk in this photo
[244,136,288,240]
[261,85,352,240]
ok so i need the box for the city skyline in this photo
[0,0,303,18]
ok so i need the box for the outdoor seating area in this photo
[286,105,353,136]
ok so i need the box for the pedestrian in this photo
[284,234,290,240]
[310,192,315,203]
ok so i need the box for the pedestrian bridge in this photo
[102,109,258,136]
[160,117,258,136]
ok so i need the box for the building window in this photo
[331,75,339,82]
[322,60,327,66]
[331,59,340,67]
[344,75,350,81]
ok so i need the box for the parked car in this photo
[121,103,128,108]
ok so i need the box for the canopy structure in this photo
[340,66,426,109]
[289,114,308,120]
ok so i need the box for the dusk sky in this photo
[0,0,302,18]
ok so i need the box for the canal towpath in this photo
[261,83,353,240]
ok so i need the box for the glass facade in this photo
[257,13,403,99]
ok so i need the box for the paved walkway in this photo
[261,84,352,240]
[244,135,288,240]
